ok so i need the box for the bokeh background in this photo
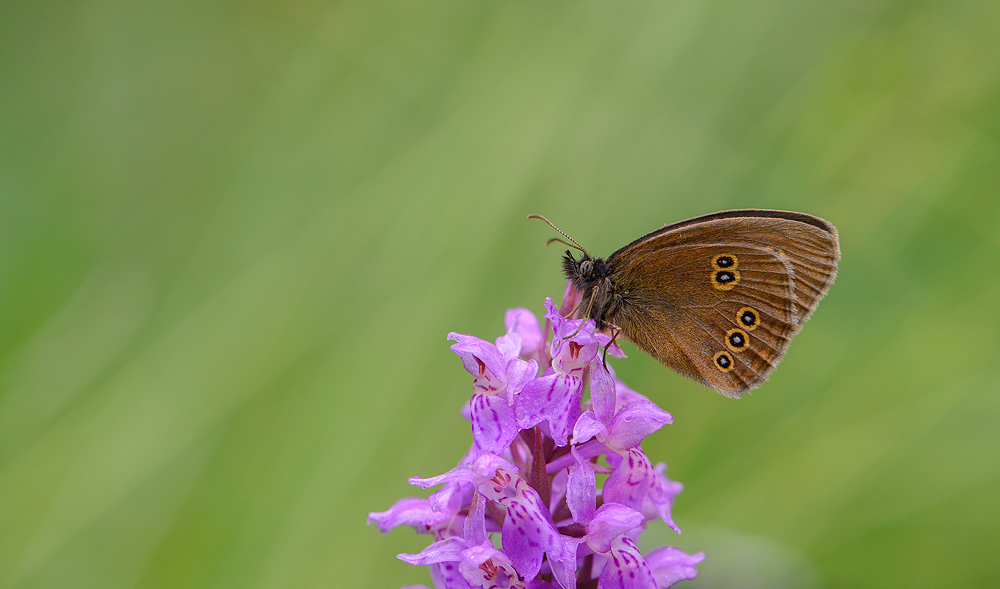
[2,1,999,587]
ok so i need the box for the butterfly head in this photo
[562,250,611,285]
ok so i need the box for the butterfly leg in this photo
[602,326,621,372]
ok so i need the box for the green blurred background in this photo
[2,0,998,587]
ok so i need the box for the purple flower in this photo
[370,289,703,589]
[448,332,538,455]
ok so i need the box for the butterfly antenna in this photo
[527,214,587,253]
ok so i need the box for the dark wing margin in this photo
[609,209,839,263]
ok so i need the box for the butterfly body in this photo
[556,209,839,398]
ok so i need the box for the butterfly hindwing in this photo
[612,241,801,396]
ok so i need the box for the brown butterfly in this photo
[529,209,840,398]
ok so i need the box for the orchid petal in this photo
[367,497,447,534]
[449,333,507,383]
[589,359,617,424]
[399,536,467,566]
[410,464,474,489]
[567,445,596,524]
[602,400,673,452]
[469,392,519,455]
[516,374,582,446]
[586,503,645,554]
[505,308,544,359]
[645,546,705,588]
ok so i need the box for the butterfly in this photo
[530,209,840,397]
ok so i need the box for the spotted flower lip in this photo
[448,333,538,455]
[370,290,704,589]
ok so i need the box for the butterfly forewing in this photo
[610,210,839,326]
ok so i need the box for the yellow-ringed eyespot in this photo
[725,328,750,352]
[713,351,734,372]
[711,254,738,270]
[711,269,740,290]
[737,307,760,330]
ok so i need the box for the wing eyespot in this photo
[725,328,749,352]
[711,269,740,291]
[737,307,760,331]
[714,351,734,372]
[712,254,738,270]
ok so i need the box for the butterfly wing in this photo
[608,211,839,397]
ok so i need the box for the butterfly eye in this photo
[580,260,594,276]
[712,254,738,269]
[725,328,749,351]
[713,351,734,372]
[737,307,760,330]
[711,269,740,291]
